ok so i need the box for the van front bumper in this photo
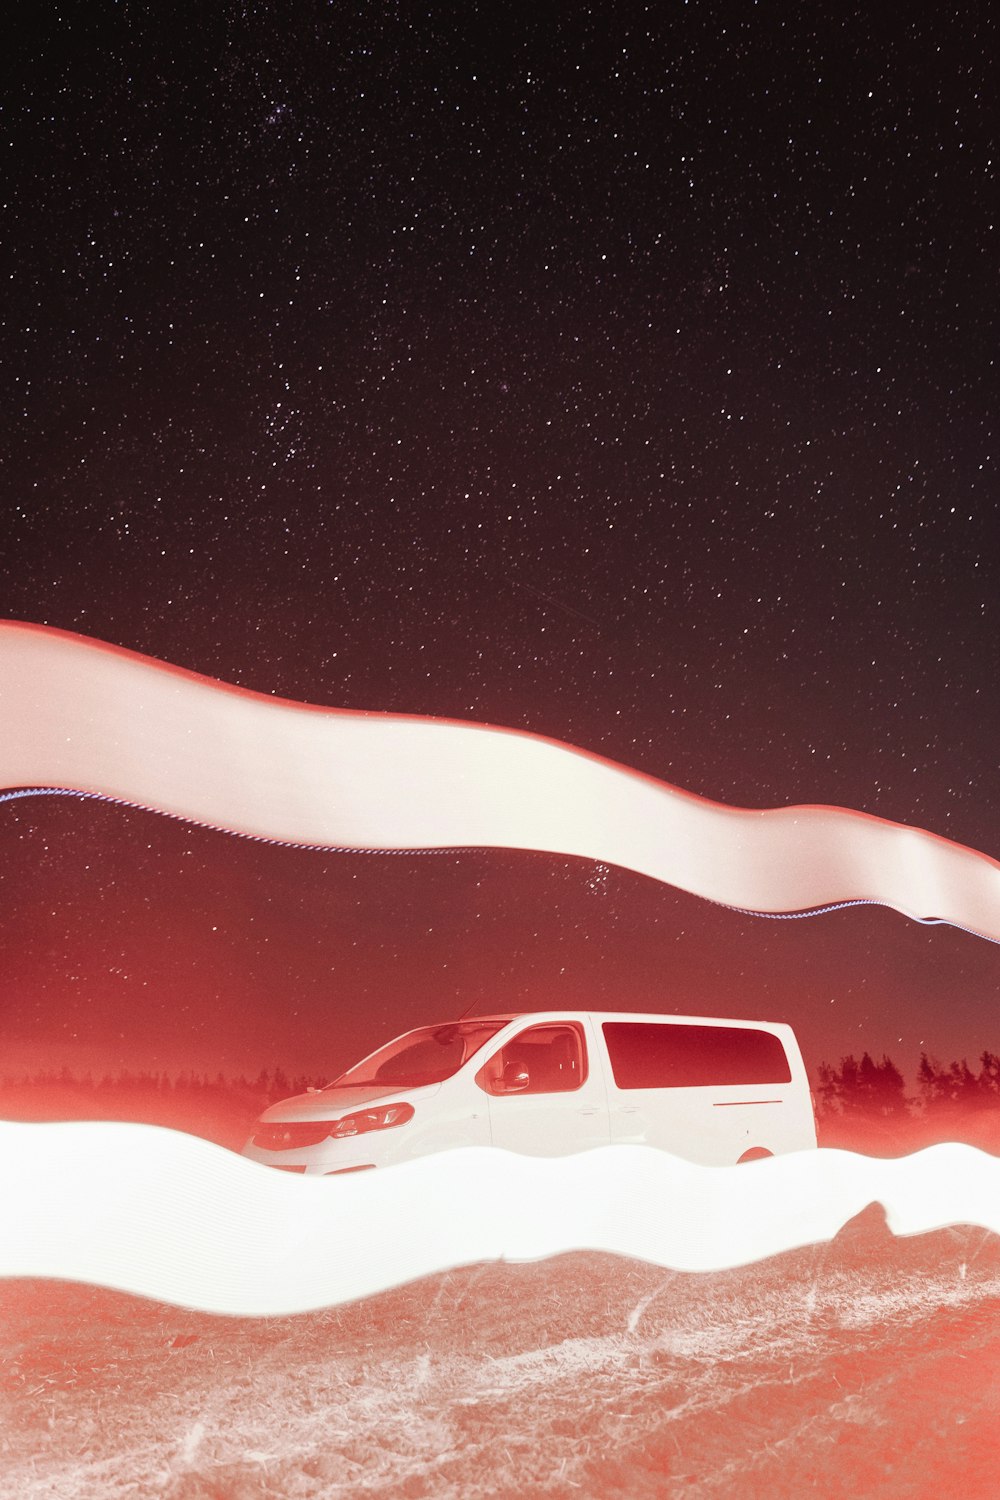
[242,1140,378,1176]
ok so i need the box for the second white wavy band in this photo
[2,621,999,941]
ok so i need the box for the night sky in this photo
[2,3,997,1088]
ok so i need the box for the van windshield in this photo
[326,1019,510,1090]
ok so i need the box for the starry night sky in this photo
[2,3,998,1086]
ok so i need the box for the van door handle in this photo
[617,1106,639,1114]
[578,1106,601,1115]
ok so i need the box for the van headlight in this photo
[328,1102,415,1138]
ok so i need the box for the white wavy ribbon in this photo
[1,620,999,940]
[1,1123,998,1314]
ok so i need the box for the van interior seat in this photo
[552,1032,577,1081]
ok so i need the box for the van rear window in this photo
[602,1022,791,1089]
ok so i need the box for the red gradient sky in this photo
[2,3,998,1093]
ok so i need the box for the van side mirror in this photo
[498,1061,530,1094]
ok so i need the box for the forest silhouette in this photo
[817,1051,1000,1118]
[3,1052,1000,1155]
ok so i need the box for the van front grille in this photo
[253,1121,332,1150]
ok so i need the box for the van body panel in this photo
[599,1015,815,1163]
[242,1010,816,1173]
[476,1016,611,1155]
[609,1086,795,1164]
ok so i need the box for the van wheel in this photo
[737,1147,773,1164]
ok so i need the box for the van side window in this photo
[477,1024,586,1095]
[602,1022,791,1089]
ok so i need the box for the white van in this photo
[243,1011,816,1174]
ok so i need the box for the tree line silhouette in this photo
[4,1054,999,1121]
[0,1066,327,1103]
[0,1067,336,1147]
[817,1051,1000,1119]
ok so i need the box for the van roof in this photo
[466,1010,793,1032]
